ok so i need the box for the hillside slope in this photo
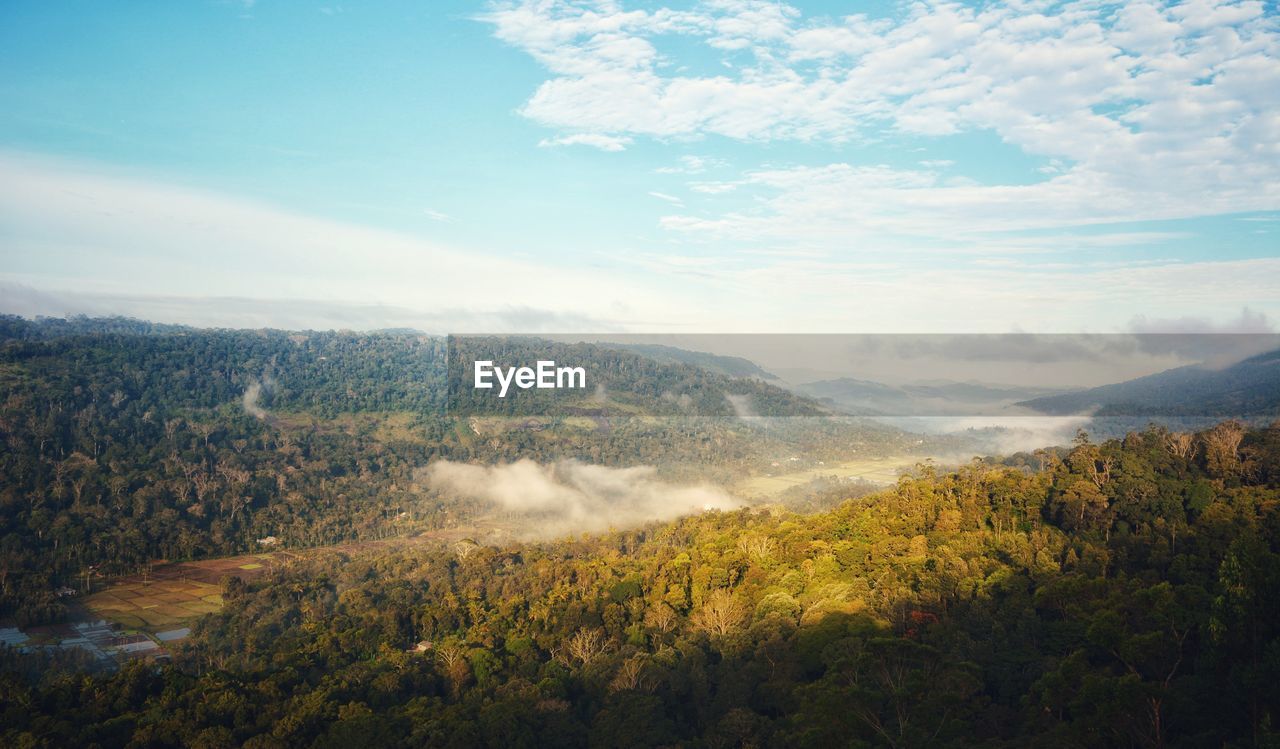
[1020,347,1280,417]
[4,423,1279,747]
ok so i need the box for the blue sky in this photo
[1,0,1278,333]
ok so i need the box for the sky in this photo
[1,0,1278,334]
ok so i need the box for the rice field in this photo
[83,579,224,631]
[80,552,292,632]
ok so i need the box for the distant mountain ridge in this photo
[1019,348,1280,417]
[598,342,779,380]
[791,376,1072,416]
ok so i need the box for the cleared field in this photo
[83,579,224,631]
[78,550,297,632]
[734,455,920,498]
[77,528,470,632]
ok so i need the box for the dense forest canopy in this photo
[4,317,1280,747]
[2,421,1278,747]
[0,317,912,622]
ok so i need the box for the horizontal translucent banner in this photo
[444,334,1280,420]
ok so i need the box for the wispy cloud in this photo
[1128,307,1274,335]
[2,150,1276,333]
[0,281,620,333]
[655,155,726,174]
[647,190,683,205]
[0,151,688,331]
[537,133,633,151]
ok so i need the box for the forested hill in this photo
[1019,346,1280,417]
[0,316,447,417]
[0,317,821,419]
[3,423,1279,747]
[0,317,445,621]
[0,317,854,622]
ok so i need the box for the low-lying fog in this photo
[889,414,1249,459]
[882,415,1093,456]
[424,459,741,540]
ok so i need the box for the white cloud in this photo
[657,159,1267,243]
[537,132,634,151]
[606,249,1280,333]
[484,0,1280,237]
[655,154,725,174]
[647,190,684,205]
[688,180,739,194]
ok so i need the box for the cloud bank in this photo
[424,459,741,538]
[484,0,1280,239]
[0,151,683,333]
